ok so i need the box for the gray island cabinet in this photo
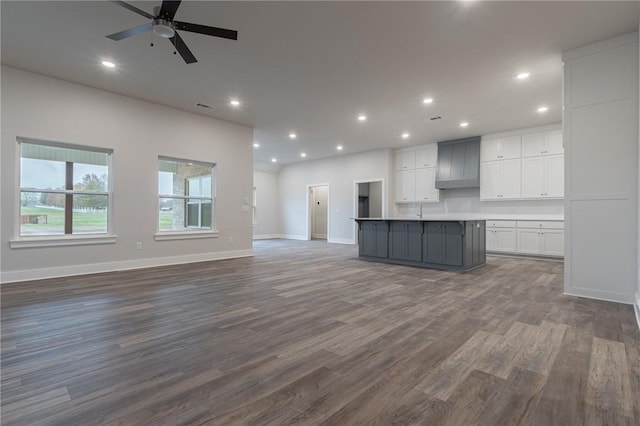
[355,218,486,271]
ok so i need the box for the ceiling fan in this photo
[106,0,238,64]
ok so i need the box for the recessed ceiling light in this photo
[357,115,367,122]
[101,60,116,68]
[289,133,297,139]
[229,99,241,107]
[423,98,434,104]
[253,143,260,148]
[460,122,469,128]
[271,158,277,163]
[516,72,530,80]
[401,132,410,139]
[537,106,549,113]
[300,153,307,158]
[337,145,344,151]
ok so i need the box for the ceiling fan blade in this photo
[174,21,238,40]
[159,0,181,20]
[110,1,155,20]
[170,32,197,64]
[106,22,153,40]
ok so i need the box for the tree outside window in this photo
[158,157,215,232]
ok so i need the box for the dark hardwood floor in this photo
[1,239,639,425]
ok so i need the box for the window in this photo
[18,139,112,237]
[252,186,257,227]
[158,157,215,233]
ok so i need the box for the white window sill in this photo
[10,234,117,249]
[154,230,219,241]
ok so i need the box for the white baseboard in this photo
[328,238,356,245]
[1,249,254,284]
[563,289,635,305]
[253,234,281,240]
[312,233,327,239]
[280,234,307,241]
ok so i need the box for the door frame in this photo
[353,178,386,244]
[306,183,330,241]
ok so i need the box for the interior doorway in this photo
[308,184,329,240]
[354,179,384,242]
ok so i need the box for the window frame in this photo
[155,156,218,241]
[10,137,116,249]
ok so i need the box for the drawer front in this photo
[486,220,516,228]
[516,220,564,229]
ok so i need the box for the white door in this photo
[521,157,545,198]
[311,186,328,239]
[495,229,517,252]
[500,159,522,199]
[544,155,564,198]
[499,135,522,160]
[396,170,415,202]
[544,130,564,155]
[415,145,438,169]
[486,229,497,251]
[480,161,501,199]
[481,139,502,162]
[541,230,564,256]
[395,151,415,170]
[517,229,541,254]
[521,132,545,157]
[416,168,438,202]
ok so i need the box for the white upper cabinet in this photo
[481,135,521,161]
[522,130,564,157]
[395,170,416,202]
[416,168,439,202]
[415,145,438,169]
[395,150,416,171]
[480,159,521,200]
[521,154,564,199]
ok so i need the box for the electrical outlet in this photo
[136,242,142,250]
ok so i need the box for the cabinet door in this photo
[480,161,501,200]
[500,159,521,199]
[486,229,497,251]
[495,229,517,252]
[517,229,541,254]
[480,139,501,162]
[424,222,462,266]
[544,155,564,198]
[359,222,378,257]
[395,151,415,170]
[395,170,416,202]
[521,132,545,157]
[521,157,545,198]
[541,230,564,256]
[500,135,522,160]
[416,168,439,202]
[415,145,437,169]
[390,222,422,261]
[544,130,564,155]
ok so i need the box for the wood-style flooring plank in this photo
[1,239,639,425]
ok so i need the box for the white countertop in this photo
[354,214,564,221]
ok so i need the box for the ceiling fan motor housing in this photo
[153,18,175,38]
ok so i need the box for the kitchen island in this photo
[354,218,486,271]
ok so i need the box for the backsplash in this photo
[395,188,564,217]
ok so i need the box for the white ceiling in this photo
[2,1,640,168]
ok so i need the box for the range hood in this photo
[435,136,481,189]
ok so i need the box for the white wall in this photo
[563,32,639,304]
[278,149,392,244]
[1,67,254,282]
[253,171,281,239]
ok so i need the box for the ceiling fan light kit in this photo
[106,0,238,64]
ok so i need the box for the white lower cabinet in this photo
[486,220,564,257]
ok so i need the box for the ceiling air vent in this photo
[430,116,442,121]
[196,102,214,109]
